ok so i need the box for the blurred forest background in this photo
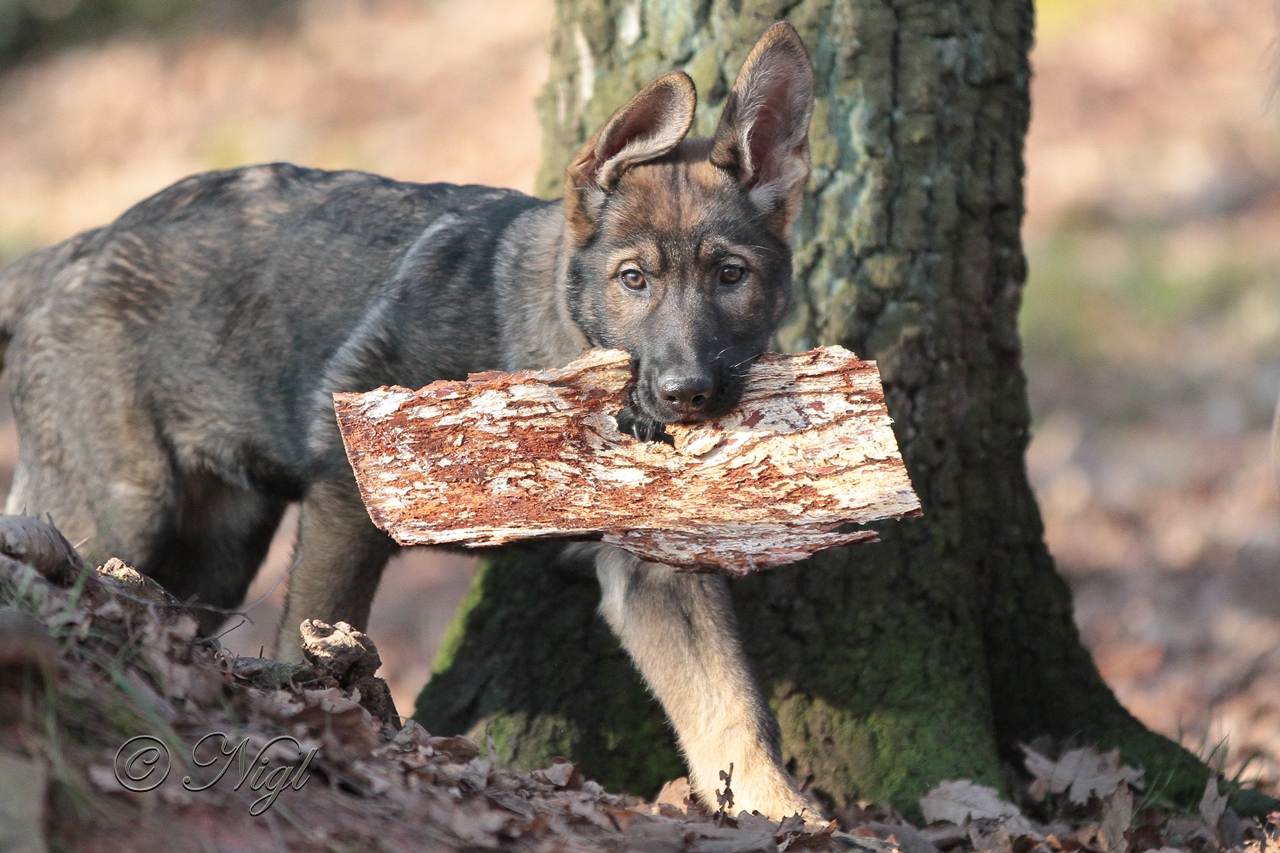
[1,0,1278,795]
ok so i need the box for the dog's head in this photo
[562,22,815,427]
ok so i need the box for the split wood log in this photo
[333,346,921,576]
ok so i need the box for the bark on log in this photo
[334,346,920,575]
[0,515,89,587]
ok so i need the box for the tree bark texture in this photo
[336,346,917,573]
[417,543,687,795]
[417,0,1216,815]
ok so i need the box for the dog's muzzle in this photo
[657,372,715,419]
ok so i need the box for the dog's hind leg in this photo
[593,547,815,821]
[4,389,176,574]
[9,442,285,636]
[146,472,288,635]
[4,448,113,559]
[275,477,396,662]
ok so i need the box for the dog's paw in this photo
[615,404,675,446]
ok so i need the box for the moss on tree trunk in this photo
[416,544,685,795]
[417,0,1241,817]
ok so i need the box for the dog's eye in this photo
[718,264,746,286]
[619,269,647,292]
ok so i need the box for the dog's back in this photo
[0,162,550,610]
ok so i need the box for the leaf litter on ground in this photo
[901,745,1275,853]
[1022,745,1146,806]
[0,516,1276,853]
[0,516,874,853]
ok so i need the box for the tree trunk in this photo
[416,0,1222,816]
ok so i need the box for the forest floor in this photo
[0,518,1270,853]
[0,525,869,852]
[0,0,1279,848]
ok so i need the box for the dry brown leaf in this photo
[1099,785,1132,853]
[1071,823,1099,849]
[969,824,1013,853]
[919,780,1023,826]
[1021,745,1144,805]
[1166,816,1216,849]
[542,759,576,787]
[653,777,692,816]
[303,686,366,715]
[428,735,481,763]
[435,800,512,848]
[867,822,942,853]
[1199,775,1227,831]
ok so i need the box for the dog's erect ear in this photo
[564,71,697,243]
[711,22,815,233]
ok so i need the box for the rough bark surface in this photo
[336,346,918,573]
[418,0,1218,815]
[415,544,688,796]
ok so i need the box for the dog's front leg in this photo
[276,477,397,663]
[593,547,816,820]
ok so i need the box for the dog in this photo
[0,23,816,819]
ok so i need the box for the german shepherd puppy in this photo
[0,24,815,818]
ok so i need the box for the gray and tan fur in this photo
[0,24,815,819]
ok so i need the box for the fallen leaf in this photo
[866,821,942,853]
[303,686,366,715]
[969,823,1013,853]
[919,780,1022,825]
[1074,824,1100,849]
[654,777,692,815]
[1021,745,1144,805]
[1220,807,1246,848]
[394,719,430,748]
[532,757,581,789]
[299,619,382,682]
[1099,785,1132,853]
[1199,776,1226,832]
[1005,816,1038,838]
[428,735,481,763]
[1124,820,1165,853]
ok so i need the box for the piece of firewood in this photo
[333,346,921,576]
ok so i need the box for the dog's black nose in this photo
[660,374,714,415]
